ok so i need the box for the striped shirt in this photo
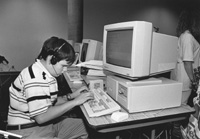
[8,59,58,125]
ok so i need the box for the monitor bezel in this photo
[103,21,153,78]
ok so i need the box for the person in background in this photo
[7,36,94,139]
[171,7,200,138]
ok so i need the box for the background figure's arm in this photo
[184,61,195,82]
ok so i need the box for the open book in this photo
[64,67,83,82]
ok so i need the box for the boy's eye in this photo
[62,65,68,68]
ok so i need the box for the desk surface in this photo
[80,104,194,133]
[63,72,195,133]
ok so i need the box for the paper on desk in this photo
[76,60,103,70]
[87,69,106,76]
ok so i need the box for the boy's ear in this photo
[46,55,57,65]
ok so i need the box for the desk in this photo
[63,71,195,138]
[80,104,194,138]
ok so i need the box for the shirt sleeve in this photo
[180,33,194,62]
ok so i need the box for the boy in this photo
[7,36,93,139]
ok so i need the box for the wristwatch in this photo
[67,94,72,101]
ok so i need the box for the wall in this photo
[83,0,199,42]
[1,0,199,70]
[0,0,68,70]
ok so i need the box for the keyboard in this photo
[83,88,121,117]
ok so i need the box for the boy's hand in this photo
[71,86,89,98]
[78,86,88,93]
[74,91,94,105]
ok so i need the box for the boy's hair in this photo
[37,36,75,65]
[176,6,200,44]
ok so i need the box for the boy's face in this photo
[51,59,69,77]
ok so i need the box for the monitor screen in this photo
[106,29,132,68]
[79,39,103,63]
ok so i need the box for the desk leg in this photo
[151,129,155,139]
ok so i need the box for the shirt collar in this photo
[35,59,54,78]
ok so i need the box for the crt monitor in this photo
[103,21,178,79]
[79,39,103,63]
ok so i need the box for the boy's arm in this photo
[55,85,88,105]
[55,96,68,105]
[34,91,93,124]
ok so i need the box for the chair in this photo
[0,72,20,131]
